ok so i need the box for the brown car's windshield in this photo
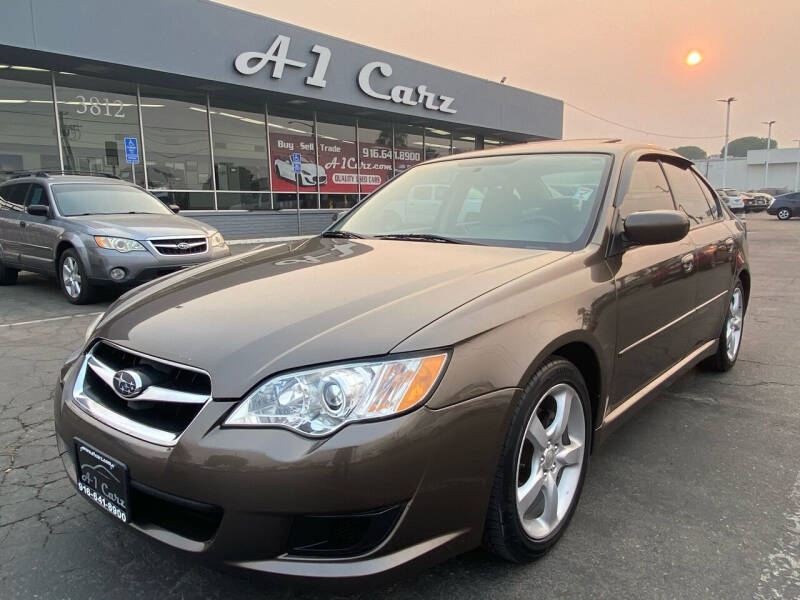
[51,183,173,217]
[333,152,612,249]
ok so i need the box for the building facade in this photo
[0,0,564,234]
[701,148,800,193]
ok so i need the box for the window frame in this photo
[660,159,717,230]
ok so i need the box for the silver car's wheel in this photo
[777,208,791,220]
[515,383,586,540]
[62,256,82,299]
[725,287,744,362]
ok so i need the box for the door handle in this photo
[681,253,695,273]
[19,221,26,228]
[725,237,735,252]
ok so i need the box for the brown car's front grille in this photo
[150,237,207,255]
[73,341,211,445]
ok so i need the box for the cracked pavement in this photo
[1,214,798,599]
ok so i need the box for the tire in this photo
[483,357,591,562]
[776,207,791,220]
[701,280,745,372]
[0,259,19,285]
[58,249,96,304]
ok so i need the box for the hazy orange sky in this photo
[224,0,800,154]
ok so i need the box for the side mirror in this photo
[623,210,689,245]
[169,204,181,214]
[26,204,49,217]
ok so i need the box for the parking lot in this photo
[0,213,797,600]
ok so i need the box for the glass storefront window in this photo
[139,85,213,204]
[316,113,357,195]
[358,119,393,194]
[452,134,476,155]
[424,127,451,160]
[54,73,144,184]
[150,190,215,210]
[268,108,316,202]
[217,192,272,210]
[209,96,269,194]
[394,124,424,176]
[273,192,318,210]
[0,67,60,174]
[320,194,358,209]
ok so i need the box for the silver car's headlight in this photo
[94,236,145,253]
[224,352,448,436]
[209,231,226,247]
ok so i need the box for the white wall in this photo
[701,148,800,192]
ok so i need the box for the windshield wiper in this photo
[321,230,366,239]
[375,233,467,244]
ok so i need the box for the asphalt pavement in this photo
[1,213,798,599]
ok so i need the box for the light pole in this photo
[717,97,736,188]
[762,120,775,188]
[794,138,800,192]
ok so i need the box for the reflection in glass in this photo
[0,68,60,173]
[54,73,144,183]
[274,193,318,210]
[358,119,393,194]
[424,127,451,161]
[149,190,215,210]
[217,192,272,210]
[268,108,316,201]
[394,124,423,176]
[140,85,213,200]
[316,113,357,194]
[209,96,269,194]
[452,134,476,155]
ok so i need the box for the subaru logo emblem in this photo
[177,242,190,250]
[112,370,144,399]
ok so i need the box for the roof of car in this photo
[427,138,689,164]
[0,173,133,186]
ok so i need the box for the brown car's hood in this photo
[96,237,566,397]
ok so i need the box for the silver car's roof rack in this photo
[2,170,122,180]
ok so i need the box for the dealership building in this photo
[0,0,563,237]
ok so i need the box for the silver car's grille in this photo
[150,237,207,255]
[72,341,211,446]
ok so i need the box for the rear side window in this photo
[661,162,715,227]
[1,183,30,209]
[619,159,674,218]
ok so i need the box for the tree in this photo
[672,146,707,160]
[721,136,779,158]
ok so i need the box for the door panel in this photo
[689,223,735,344]
[0,183,30,266]
[608,239,697,406]
[19,184,60,274]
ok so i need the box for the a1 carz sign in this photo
[234,35,457,115]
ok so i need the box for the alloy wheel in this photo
[777,208,791,220]
[515,382,586,540]
[725,288,744,361]
[62,256,82,299]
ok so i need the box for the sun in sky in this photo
[685,50,703,66]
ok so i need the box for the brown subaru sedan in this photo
[54,140,749,582]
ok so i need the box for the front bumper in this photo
[85,245,230,285]
[54,356,516,581]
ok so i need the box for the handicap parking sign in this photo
[291,152,302,174]
[124,137,139,164]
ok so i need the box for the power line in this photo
[564,102,725,141]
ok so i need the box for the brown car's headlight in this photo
[224,352,448,436]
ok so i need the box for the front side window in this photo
[661,162,715,227]
[333,153,612,248]
[51,184,172,216]
[619,159,674,218]
[26,184,49,207]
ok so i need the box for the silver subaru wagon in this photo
[0,173,230,303]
